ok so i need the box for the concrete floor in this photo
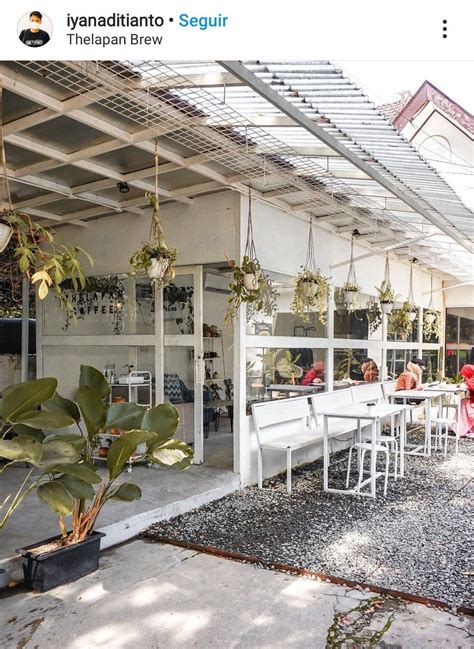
[0,458,239,582]
[0,540,471,648]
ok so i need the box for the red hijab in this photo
[460,364,474,402]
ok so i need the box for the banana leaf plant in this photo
[0,366,192,546]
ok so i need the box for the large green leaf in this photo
[75,385,106,440]
[0,437,42,463]
[53,463,101,484]
[110,483,142,502]
[14,410,75,430]
[105,403,145,431]
[45,393,80,423]
[0,378,57,421]
[79,365,110,400]
[57,474,94,500]
[37,481,74,516]
[141,403,179,445]
[13,424,45,442]
[37,439,80,468]
[107,430,156,480]
[149,439,193,468]
[45,433,86,451]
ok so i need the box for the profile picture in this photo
[18,11,52,48]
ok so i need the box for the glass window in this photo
[164,276,195,335]
[246,347,327,408]
[43,274,130,336]
[422,350,441,383]
[42,345,154,402]
[445,312,458,344]
[333,291,371,340]
[386,349,416,381]
[246,271,328,338]
[333,348,369,388]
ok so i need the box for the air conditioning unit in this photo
[204,272,231,293]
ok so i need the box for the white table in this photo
[320,402,408,498]
[388,390,445,456]
[267,384,325,396]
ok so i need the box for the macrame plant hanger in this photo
[305,216,317,273]
[244,188,258,263]
[343,234,359,312]
[408,261,417,321]
[425,271,436,325]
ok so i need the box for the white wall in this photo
[443,281,474,308]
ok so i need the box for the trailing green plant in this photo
[388,300,417,339]
[0,365,192,545]
[291,268,331,324]
[225,256,279,323]
[366,298,382,334]
[246,270,279,319]
[0,211,93,315]
[423,309,441,340]
[334,348,359,381]
[164,283,194,334]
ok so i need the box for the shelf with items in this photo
[92,432,149,473]
[108,370,153,407]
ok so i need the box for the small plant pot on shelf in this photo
[380,301,395,315]
[243,272,260,292]
[17,531,105,592]
[302,280,319,299]
[147,256,169,280]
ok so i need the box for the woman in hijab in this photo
[394,359,424,404]
[453,364,474,438]
[361,358,379,383]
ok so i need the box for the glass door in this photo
[163,266,204,463]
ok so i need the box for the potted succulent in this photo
[0,366,192,591]
[291,268,331,324]
[375,280,396,315]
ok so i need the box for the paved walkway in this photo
[0,540,472,648]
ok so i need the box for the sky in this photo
[336,60,474,112]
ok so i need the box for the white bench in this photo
[350,383,384,405]
[251,396,321,493]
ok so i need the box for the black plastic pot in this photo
[17,531,105,592]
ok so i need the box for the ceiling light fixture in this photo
[117,182,130,193]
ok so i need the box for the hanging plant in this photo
[388,301,415,340]
[423,271,441,339]
[366,297,382,333]
[129,145,177,289]
[0,87,93,312]
[246,271,279,319]
[338,234,361,313]
[290,216,331,324]
[375,257,397,315]
[225,189,279,323]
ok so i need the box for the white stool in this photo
[429,404,458,456]
[346,442,390,496]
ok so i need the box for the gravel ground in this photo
[143,433,473,608]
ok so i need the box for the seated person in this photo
[452,364,474,438]
[394,358,425,404]
[301,361,324,385]
[361,358,379,383]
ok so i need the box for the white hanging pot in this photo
[302,280,319,299]
[0,222,13,253]
[380,301,394,315]
[246,321,255,335]
[425,312,436,325]
[409,309,417,322]
[343,290,357,308]
[243,272,260,292]
[148,256,169,280]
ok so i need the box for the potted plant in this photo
[0,219,13,252]
[291,268,331,324]
[423,272,440,339]
[225,256,278,323]
[375,280,396,315]
[388,300,416,339]
[339,233,361,313]
[129,153,177,289]
[0,365,192,591]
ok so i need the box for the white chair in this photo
[429,403,458,456]
[346,438,390,496]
